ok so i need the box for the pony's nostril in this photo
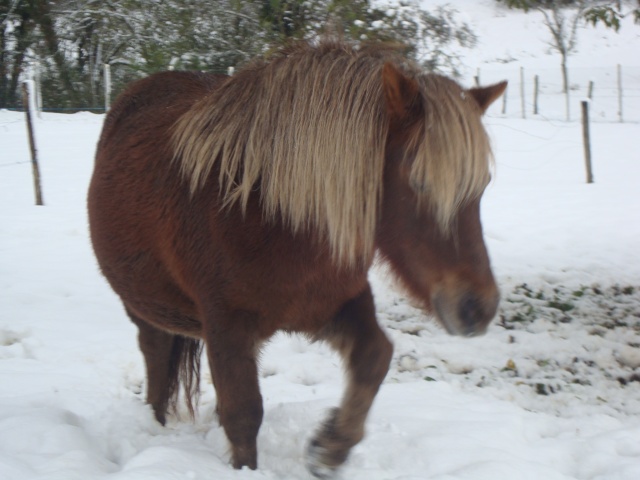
[459,295,481,325]
[458,293,497,337]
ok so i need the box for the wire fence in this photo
[473,65,640,123]
[1,64,235,114]
[4,65,640,123]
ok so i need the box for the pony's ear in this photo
[468,81,508,114]
[382,62,420,121]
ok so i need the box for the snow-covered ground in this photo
[1,2,639,479]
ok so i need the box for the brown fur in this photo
[88,40,506,476]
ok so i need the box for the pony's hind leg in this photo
[307,285,393,478]
[126,308,181,425]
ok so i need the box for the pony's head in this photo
[377,62,506,337]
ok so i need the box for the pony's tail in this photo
[167,335,205,420]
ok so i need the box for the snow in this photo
[1,3,639,479]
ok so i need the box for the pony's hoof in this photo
[305,440,340,479]
[231,444,258,471]
[305,409,351,479]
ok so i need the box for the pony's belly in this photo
[93,247,203,337]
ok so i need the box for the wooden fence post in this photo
[581,100,594,184]
[587,80,594,100]
[520,66,526,119]
[33,61,42,118]
[502,85,508,115]
[617,64,623,122]
[565,76,571,122]
[104,64,111,112]
[22,82,44,205]
[533,75,539,115]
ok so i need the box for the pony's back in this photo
[98,71,226,152]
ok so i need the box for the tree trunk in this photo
[35,0,77,104]
[0,26,8,106]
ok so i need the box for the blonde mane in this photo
[172,41,492,266]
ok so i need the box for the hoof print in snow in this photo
[0,329,34,359]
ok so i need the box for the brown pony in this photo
[88,40,505,477]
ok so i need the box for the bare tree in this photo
[499,0,594,93]
[539,2,589,94]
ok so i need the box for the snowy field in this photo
[1,2,640,479]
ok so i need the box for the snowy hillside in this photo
[439,0,640,122]
[1,2,639,479]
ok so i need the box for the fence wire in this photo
[5,65,640,123]
[470,65,640,123]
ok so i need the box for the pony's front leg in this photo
[203,311,263,470]
[307,285,393,478]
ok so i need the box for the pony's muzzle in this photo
[433,289,499,337]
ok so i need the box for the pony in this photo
[88,40,506,477]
